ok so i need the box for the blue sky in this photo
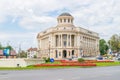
[0,0,120,51]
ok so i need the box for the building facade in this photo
[27,47,38,58]
[37,13,99,60]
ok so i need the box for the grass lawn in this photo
[0,61,120,70]
[96,61,120,66]
[0,66,80,70]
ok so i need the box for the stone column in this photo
[60,35,61,47]
[55,35,56,47]
[74,35,76,47]
[68,35,70,47]
[39,39,41,49]
[61,49,63,58]
[61,34,62,48]
[73,35,75,47]
[70,50,72,58]
[62,19,64,23]
[67,50,69,58]
[59,35,60,47]
[67,34,68,47]
[70,34,71,47]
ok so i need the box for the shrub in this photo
[46,57,50,62]
[43,57,50,63]
[78,58,84,63]
[33,55,37,58]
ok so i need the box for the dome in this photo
[59,13,72,16]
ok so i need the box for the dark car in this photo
[96,56,103,60]
[117,57,120,61]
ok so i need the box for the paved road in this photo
[0,66,120,80]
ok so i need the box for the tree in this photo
[108,34,120,52]
[33,55,37,58]
[0,43,4,50]
[0,42,14,50]
[5,45,13,50]
[17,50,27,58]
[99,39,109,55]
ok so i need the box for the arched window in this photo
[64,19,66,23]
[68,19,70,23]
[60,19,62,23]
[63,50,67,58]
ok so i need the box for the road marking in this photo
[72,77,80,80]
[58,79,63,80]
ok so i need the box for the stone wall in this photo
[0,58,45,67]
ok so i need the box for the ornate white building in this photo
[37,13,99,60]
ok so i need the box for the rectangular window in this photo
[64,41,66,46]
[59,52,61,56]
[56,50,58,58]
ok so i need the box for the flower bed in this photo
[85,60,114,63]
[96,60,114,63]
[60,60,114,63]
[60,60,79,63]
[33,60,115,67]
[34,63,96,67]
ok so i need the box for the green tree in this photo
[5,45,13,50]
[17,50,27,58]
[0,43,3,50]
[0,42,14,50]
[33,55,37,58]
[108,34,120,52]
[99,39,109,55]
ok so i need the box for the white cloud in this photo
[19,15,56,30]
[0,32,9,39]
[0,32,37,50]
[0,32,35,40]
[0,0,120,50]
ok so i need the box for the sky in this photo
[0,0,120,51]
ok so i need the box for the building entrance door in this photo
[63,50,67,58]
[72,50,74,58]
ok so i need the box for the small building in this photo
[27,48,38,58]
[0,50,17,58]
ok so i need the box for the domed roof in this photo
[59,13,72,16]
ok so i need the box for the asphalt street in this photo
[0,66,120,80]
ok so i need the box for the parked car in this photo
[96,56,103,60]
[118,57,120,61]
[116,56,120,61]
